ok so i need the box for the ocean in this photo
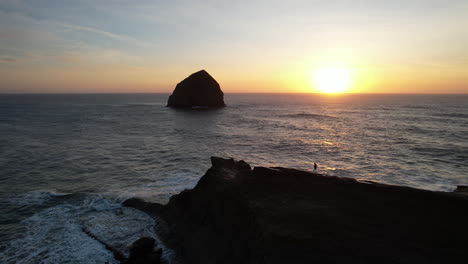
[1,93,467,263]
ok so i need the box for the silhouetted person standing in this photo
[314,163,317,171]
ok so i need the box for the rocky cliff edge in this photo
[124,157,468,264]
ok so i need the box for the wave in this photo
[411,146,452,156]
[7,190,72,206]
[0,196,119,264]
[433,113,468,119]
[402,105,434,110]
[281,113,337,119]
[0,195,179,264]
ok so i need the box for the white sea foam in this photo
[0,195,180,264]
[7,190,71,206]
[0,201,117,264]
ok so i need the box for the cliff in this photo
[124,157,468,264]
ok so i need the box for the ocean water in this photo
[0,93,467,263]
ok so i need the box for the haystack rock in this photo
[167,70,225,108]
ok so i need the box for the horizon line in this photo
[1,92,468,95]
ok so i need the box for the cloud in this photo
[51,21,158,49]
[0,1,158,50]
[1,57,15,62]
[57,23,133,42]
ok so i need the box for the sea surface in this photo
[1,93,467,263]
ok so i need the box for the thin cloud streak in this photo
[51,21,159,49]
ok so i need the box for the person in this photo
[314,163,317,171]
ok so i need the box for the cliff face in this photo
[125,157,468,264]
[167,70,225,108]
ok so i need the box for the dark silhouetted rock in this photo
[123,237,162,264]
[129,237,155,257]
[167,70,225,108]
[122,197,164,215]
[454,185,468,194]
[122,197,146,208]
[126,157,468,264]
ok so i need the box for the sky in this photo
[0,0,467,93]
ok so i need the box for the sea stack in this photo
[167,70,225,108]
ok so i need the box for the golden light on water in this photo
[313,67,353,93]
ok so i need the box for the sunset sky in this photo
[0,0,467,94]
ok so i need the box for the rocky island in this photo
[124,157,468,264]
[167,70,225,108]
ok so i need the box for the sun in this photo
[313,67,353,93]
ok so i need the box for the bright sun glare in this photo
[313,67,353,93]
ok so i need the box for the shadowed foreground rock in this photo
[167,70,225,108]
[123,237,162,264]
[124,157,468,264]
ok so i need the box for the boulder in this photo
[167,70,225,108]
[123,237,162,264]
[129,237,155,257]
